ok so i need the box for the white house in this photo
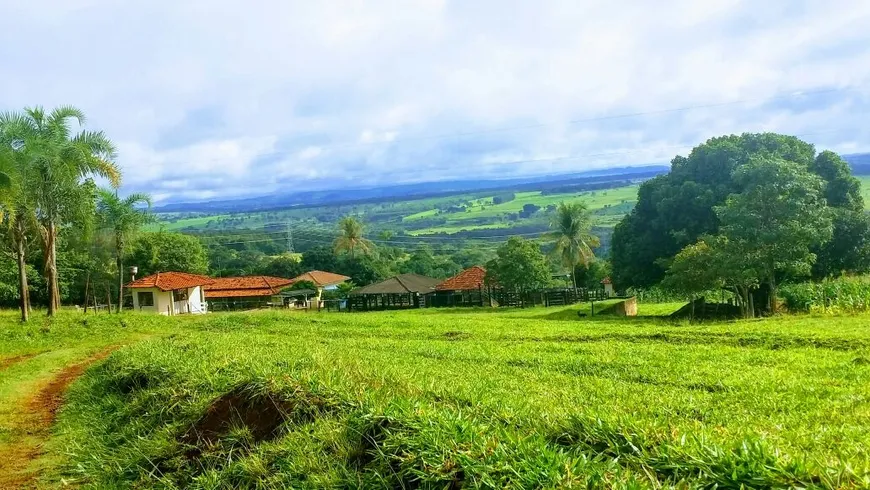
[127,271,214,315]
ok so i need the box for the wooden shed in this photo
[429,266,490,307]
[348,273,441,311]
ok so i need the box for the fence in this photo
[417,287,610,310]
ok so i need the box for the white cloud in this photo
[1,0,869,202]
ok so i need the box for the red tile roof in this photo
[600,277,612,285]
[435,266,487,291]
[290,270,350,288]
[126,271,214,291]
[204,276,295,299]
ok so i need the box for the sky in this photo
[2,0,870,204]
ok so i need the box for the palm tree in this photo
[334,216,374,258]
[96,188,153,312]
[0,114,34,322]
[8,106,120,316]
[548,202,600,292]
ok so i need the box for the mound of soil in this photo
[180,387,292,452]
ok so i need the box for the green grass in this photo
[858,176,870,207]
[407,222,513,236]
[146,214,231,232]
[0,308,862,488]
[402,187,638,235]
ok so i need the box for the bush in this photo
[780,276,870,313]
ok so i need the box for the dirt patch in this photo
[179,385,334,460]
[0,352,42,371]
[442,331,470,341]
[0,346,118,489]
[28,348,116,427]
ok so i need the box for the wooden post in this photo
[83,271,90,314]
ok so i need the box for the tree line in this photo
[1,106,611,322]
[0,106,154,321]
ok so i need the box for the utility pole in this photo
[286,223,294,253]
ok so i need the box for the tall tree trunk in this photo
[83,270,90,314]
[768,267,777,314]
[15,225,29,322]
[116,235,124,313]
[748,290,755,318]
[44,221,60,316]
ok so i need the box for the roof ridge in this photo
[393,275,412,293]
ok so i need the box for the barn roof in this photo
[290,270,351,288]
[351,274,441,295]
[435,266,487,291]
[204,276,295,299]
[127,272,214,291]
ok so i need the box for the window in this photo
[175,289,189,301]
[137,292,154,307]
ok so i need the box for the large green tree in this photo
[3,107,119,315]
[548,201,599,291]
[96,188,153,312]
[128,232,209,277]
[663,235,760,318]
[612,133,865,290]
[715,157,832,311]
[485,237,551,292]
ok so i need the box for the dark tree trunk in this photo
[116,236,124,313]
[43,220,61,316]
[83,270,91,314]
[15,227,29,322]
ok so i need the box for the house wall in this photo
[184,286,207,314]
[131,287,174,315]
[132,286,206,315]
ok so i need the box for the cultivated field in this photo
[1,307,869,488]
[152,184,640,237]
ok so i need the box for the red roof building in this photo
[290,270,351,288]
[126,272,214,315]
[204,276,295,299]
[435,266,487,291]
[126,271,214,291]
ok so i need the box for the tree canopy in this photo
[128,232,209,277]
[485,237,551,292]
[612,133,868,290]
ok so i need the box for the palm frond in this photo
[49,105,86,127]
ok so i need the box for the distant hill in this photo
[154,153,870,214]
[844,153,870,175]
[155,165,669,214]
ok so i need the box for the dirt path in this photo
[0,352,42,371]
[0,347,118,489]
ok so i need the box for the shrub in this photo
[780,276,870,313]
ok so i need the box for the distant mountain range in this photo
[156,153,870,214]
[155,165,670,213]
[844,153,870,174]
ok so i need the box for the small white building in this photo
[127,271,214,315]
[601,277,615,297]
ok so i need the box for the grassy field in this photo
[145,214,231,232]
[1,306,869,488]
[151,184,641,237]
